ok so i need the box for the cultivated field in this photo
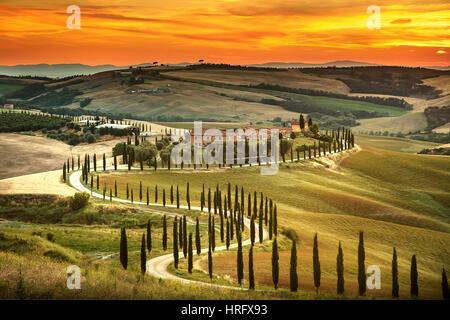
[87,146,450,298]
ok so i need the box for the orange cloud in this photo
[390,18,412,24]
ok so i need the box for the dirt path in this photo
[68,166,268,290]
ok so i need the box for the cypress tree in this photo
[272,237,279,290]
[63,163,66,182]
[226,218,230,250]
[208,188,211,213]
[211,216,216,252]
[183,215,187,258]
[186,182,190,210]
[78,154,80,170]
[410,254,418,297]
[224,195,228,218]
[337,241,344,294]
[109,188,112,202]
[258,203,263,243]
[170,185,174,204]
[163,189,166,206]
[179,217,183,248]
[146,187,149,205]
[146,219,152,253]
[188,233,193,273]
[392,247,399,298]
[249,246,255,290]
[176,185,180,208]
[248,193,251,217]
[90,175,93,191]
[248,215,255,247]
[114,155,117,170]
[114,180,117,197]
[208,243,213,279]
[195,217,201,255]
[155,185,158,203]
[313,233,321,293]
[131,188,133,203]
[126,183,129,199]
[264,197,268,226]
[162,215,167,251]
[442,268,449,300]
[140,234,146,276]
[273,204,278,237]
[237,229,243,286]
[139,181,142,201]
[120,227,128,270]
[173,217,179,268]
[358,231,366,296]
[93,154,97,171]
[96,175,99,189]
[220,213,224,242]
[103,153,106,171]
[290,239,298,292]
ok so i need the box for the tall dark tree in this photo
[103,153,106,171]
[392,247,399,298]
[120,228,128,270]
[226,218,230,250]
[146,219,152,253]
[114,155,117,170]
[258,204,263,243]
[272,237,279,290]
[186,182,191,210]
[96,175,99,189]
[63,163,66,182]
[248,193,251,217]
[114,180,118,197]
[273,204,278,237]
[146,187,149,205]
[208,188,211,213]
[139,181,143,201]
[188,233,193,273]
[140,234,146,276]
[220,213,224,243]
[299,114,305,130]
[237,229,243,286]
[337,241,344,295]
[208,243,213,279]
[93,154,97,171]
[410,254,419,298]
[442,268,450,300]
[250,216,255,246]
[176,185,180,208]
[162,215,167,251]
[313,233,321,293]
[211,216,216,252]
[358,231,366,296]
[195,217,201,255]
[290,239,298,292]
[173,217,179,268]
[170,185,174,204]
[163,189,166,206]
[249,246,255,290]
[183,215,188,258]
[155,185,158,203]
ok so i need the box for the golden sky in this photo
[0,0,449,66]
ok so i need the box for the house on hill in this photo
[290,118,308,132]
[2,104,14,109]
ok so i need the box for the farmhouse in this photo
[79,119,100,126]
[290,119,308,132]
[2,104,14,109]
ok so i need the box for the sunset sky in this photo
[0,0,448,66]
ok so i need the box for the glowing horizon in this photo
[0,0,449,66]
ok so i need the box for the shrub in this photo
[69,192,90,210]
[281,228,299,243]
[46,232,55,242]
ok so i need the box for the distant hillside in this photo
[248,60,379,68]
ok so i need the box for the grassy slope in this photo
[91,146,450,298]
[0,83,24,97]
[355,134,439,153]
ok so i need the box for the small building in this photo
[3,104,14,109]
[290,119,308,132]
[79,119,100,126]
[95,124,132,130]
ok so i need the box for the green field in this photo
[355,134,439,153]
[0,83,24,97]
[84,146,450,298]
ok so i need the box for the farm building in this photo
[79,119,100,126]
[290,119,308,132]
[2,104,14,109]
